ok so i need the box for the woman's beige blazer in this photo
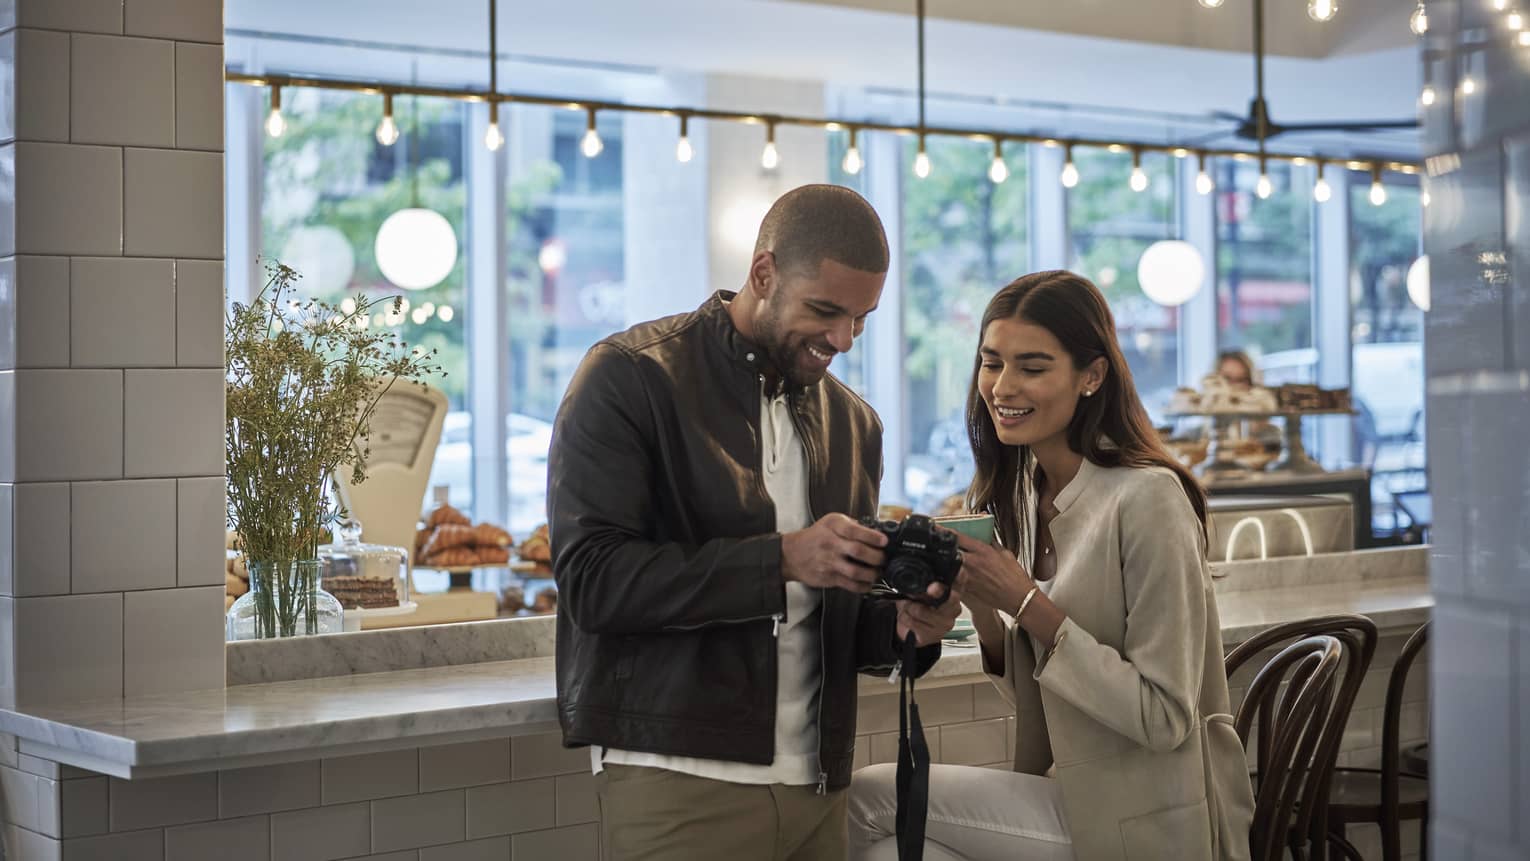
[985,459,1254,861]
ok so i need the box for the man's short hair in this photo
[754,184,890,277]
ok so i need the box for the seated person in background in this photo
[849,271,1254,860]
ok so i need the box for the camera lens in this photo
[886,555,933,596]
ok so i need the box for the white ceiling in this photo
[226,0,1423,157]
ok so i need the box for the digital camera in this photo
[860,513,961,606]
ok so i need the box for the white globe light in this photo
[280,225,355,296]
[1136,240,1206,307]
[374,208,458,290]
[1407,255,1430,312]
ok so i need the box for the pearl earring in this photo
[1083,389,1093,397]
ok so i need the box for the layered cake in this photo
[321,575,400,609]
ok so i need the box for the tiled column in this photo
[1422,2,1530,858]
[0,0,226,709]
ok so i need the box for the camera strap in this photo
[894,631,930,861]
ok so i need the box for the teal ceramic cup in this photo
[932,513,996,545]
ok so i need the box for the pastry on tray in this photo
[423,545,481,568]
[518,524,551,563]
[477,545,511,565]
[473,522,513,548]
[426,502,472,529]
[422,523,476,556]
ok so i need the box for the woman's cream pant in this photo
[849,762,1074,861]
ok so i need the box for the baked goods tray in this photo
[1165,408,1355,419]
[414,559,548,574]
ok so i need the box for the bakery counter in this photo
[0,548,1430,781]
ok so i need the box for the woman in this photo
[850,271,1253,860]
[1217,349,1258,390]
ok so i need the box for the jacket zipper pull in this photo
[888,659,902,685]
[772,613,783,638]
[816,771,828,796]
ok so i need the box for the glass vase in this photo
[226,560,344,640]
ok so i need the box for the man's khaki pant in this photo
[595,764,849,861]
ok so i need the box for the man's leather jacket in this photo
[548,291,940,791]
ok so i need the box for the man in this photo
[549,184,961,860]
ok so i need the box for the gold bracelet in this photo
[1014,585,1041,621]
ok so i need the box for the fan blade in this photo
[1271,119,1419,132]
[1183,127,1239,147]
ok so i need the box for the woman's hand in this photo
[953,532,1033,616]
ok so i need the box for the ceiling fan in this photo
[1193,0,1418,146]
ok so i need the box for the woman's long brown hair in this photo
[964,270,1208,555]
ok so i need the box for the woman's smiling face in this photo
[977,317,1103,450]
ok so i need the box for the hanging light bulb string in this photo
[229,71,1420,187]
[484,0,503,151]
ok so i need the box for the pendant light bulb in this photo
[841,129,862,175]
[760,122,779,170]
[1130,168,1148,192]
[1509,10,1525,30]
[1256,172,1273,199]
[1461,76,1477,95]
[1313,176,1332,203]
[375,93,399,146]
[1197,0,1225,7]
[1308,0,1337,22]
[1369,167,1387,206]
[1409,2,1428,35]
[483,102,503,152]
[913,137,931,179]
[580,109,603,158]
[988,139,1008,184]
[1520,30,1530,45]
[1060,159,1080,189]
[1196,170,1214,195]
[1494,0,1509,10]
[265,86,286,138]
[1420,85,1436,106]
[675,115,692,163]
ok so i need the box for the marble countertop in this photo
[1,554,1432,780]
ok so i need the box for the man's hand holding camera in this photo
[781,513,887,593]
[781,513,963,646]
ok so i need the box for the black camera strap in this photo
[894,631,930,861]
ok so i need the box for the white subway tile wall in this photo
[1,256,71,368]
[0,0,228,715]
[68,33,175,148]
[11,29,70,143]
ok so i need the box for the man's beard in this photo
[754,301,821,389]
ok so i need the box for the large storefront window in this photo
[1215,159,1315,384]
[503,105,627,535]
[900,136,1029,512]
[1350,178,1425,528]
[1067,147,1178,422]
[261,88,470,505]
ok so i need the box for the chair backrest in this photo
[1234,635,1344,861]
[1226,614,1378,855]
[1380,620,1430,854]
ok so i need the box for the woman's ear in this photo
[1084,356,1108,396]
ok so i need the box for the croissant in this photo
[423,523,476,557]
[426,503,472,529]
[424,546,481,568]
[519,524,552,563]
[414,526,433,556]
[473,523,512,547]
[477,545,510,564]
[226,572,248,597]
